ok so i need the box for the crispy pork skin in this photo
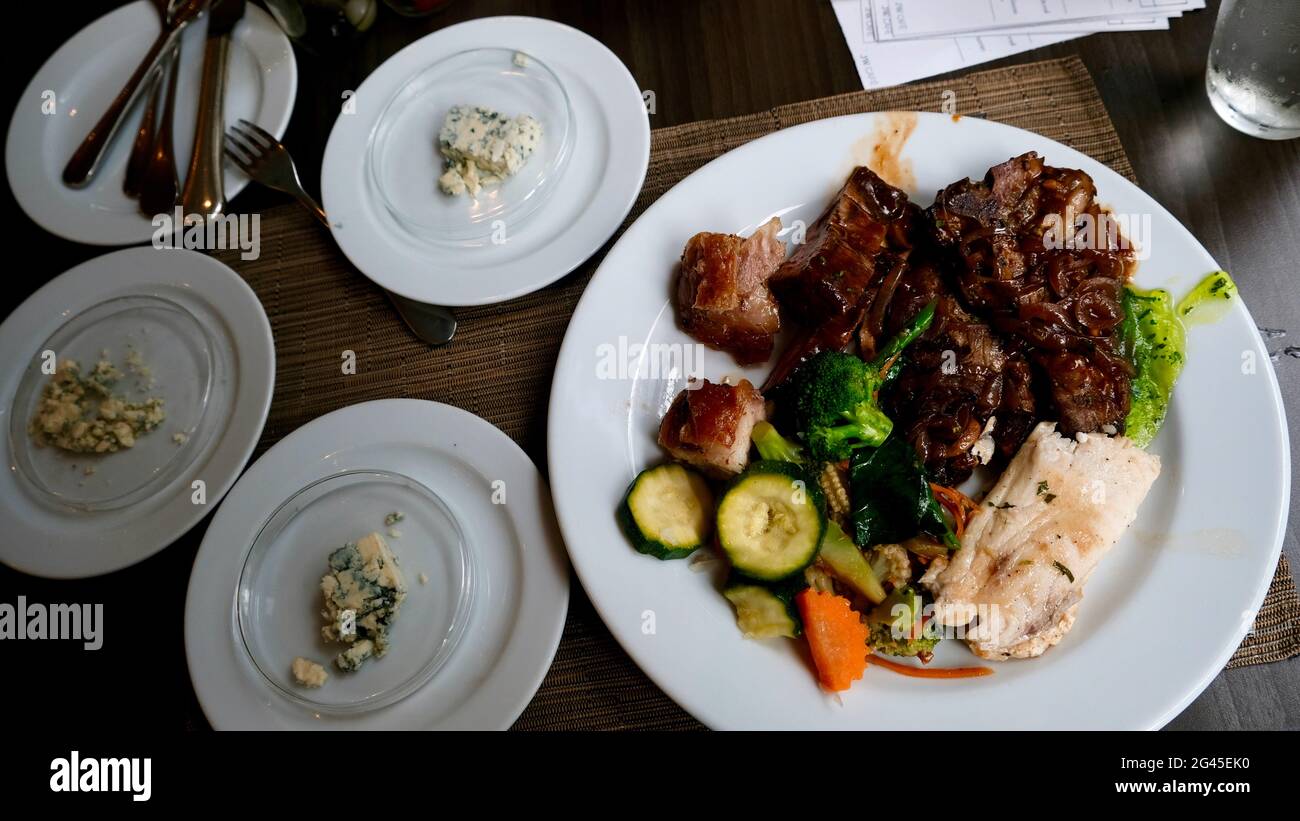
[658,379,766,479]
[677,218,785,365]
[925,422,1160,659]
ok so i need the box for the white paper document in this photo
[869,0,1204,42]
[832,0,1203,90]
[832,1,1081,90]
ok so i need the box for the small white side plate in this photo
[321,16,650,307]
[0,247,275,578]
[6,0,297,246]
[185,399,570,730]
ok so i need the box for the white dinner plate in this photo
[320,16,650,307]
[5,0,297,246]
[0,247,274,578]
[547,112,1291,730]
[185,399,570,729]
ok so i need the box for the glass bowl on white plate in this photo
[236,469,474,714]
[7,294,218,512]
[365,47,575,246]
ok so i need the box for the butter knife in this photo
[181,0,246,217]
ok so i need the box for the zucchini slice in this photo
[723,581,801,639]
[716,460,825,581]
[618,464,714,560]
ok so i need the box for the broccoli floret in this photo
[808,396,894,462]
[750,421,805,463]
[788,351,892,462]
[786,303,937,463]
[865,585,940,659]
[868,620,941,659]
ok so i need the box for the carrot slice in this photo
[864,652,994,679]
[796,589,869,691]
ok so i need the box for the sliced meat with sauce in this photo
[658,379,766,479]
[924,421,1160,659]
[763,167,921,389]
[877,253,1037,485]
[676,217,786,365]
[929,152,1135,436]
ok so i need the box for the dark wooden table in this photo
[3,0,1296,731]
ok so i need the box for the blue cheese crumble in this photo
[437,104,543,197]
[29,357,165,454]
[319,532,407,672]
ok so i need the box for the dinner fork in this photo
[224,119,458,346]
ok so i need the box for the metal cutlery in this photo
[62,0,208,188]
[137,38,184,216]
[124,0,174,197]
[223,119,328,224]
[223,119,458,346]
[384,293,460,348]
[181,0,246,217]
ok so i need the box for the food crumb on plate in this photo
[291,656,328,688]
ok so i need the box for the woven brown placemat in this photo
[214,56,1298,730]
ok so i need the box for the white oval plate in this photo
[321,16,650,307]
[185,399,570,730]
[0,247,274,578]
[5,0,297,246]
[547,112,1290,730]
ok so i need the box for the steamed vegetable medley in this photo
[619,272,1236,693]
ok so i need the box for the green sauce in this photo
[1120,271,1237,447]
[1176,270,1238,327]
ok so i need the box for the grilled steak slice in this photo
[879,254,1037,485]
[764,167,920,389]
[929,152,1134,435]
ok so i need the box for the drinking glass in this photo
[1205,0,1300,140]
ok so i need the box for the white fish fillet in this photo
[924,421,1160,659]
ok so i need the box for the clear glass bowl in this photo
[366,47,575,245]
[237,469,474,714]
[7,294,215,512]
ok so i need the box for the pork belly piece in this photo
[658,379,766,479]
[929,152,1135,435]
[878,254,1037,485]
[763,167,921,389]
[676,217,786,365]
[924,421,1160,660]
